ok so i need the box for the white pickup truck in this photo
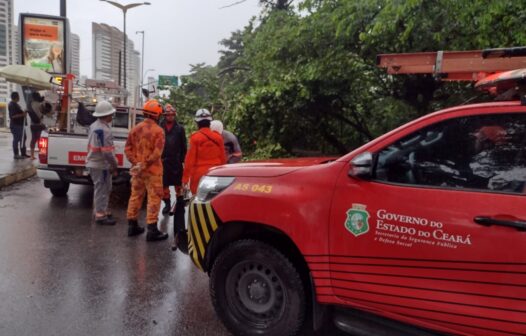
[36,105,139,196]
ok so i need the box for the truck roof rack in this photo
[377,48,526,81]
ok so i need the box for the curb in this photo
[0,166,37,189]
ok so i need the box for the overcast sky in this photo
[14,0,261,79]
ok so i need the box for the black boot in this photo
[96,216,116,225]
[146,223,168,242]
[21,147,29,158]
[128,219,145,237]
[171,231,188,253]
[161,199,171,215]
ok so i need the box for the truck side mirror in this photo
[349,152,373,180]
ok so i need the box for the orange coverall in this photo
[125,118,165,223]
[183,127,226,194]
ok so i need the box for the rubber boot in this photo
[96,216,116,226]
[128,219,145,237]
[161,199,171,215]
[172,196,187,252]
[146,223,168,242]
[171,231,189,253]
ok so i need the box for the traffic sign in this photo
[158,75,179,87]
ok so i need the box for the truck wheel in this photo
[50,183,69,197]
[210,239,305,336]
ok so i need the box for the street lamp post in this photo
[136,30,145,104]
[144,68,155,80]
[144,68,155,88]
[140,68,155,102]
[100,0,151,105]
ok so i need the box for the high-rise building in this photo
[0,0,14,127]
[92,22,140,105]
[130,49,141,106]
[70,33,80,77]
[12,24,17,64]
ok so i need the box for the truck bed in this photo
[45,129,131,168]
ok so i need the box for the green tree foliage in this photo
[169,0,526,157]
[169,63,221,133]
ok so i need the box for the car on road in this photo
[186,100,526,336]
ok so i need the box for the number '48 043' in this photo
[234,183,273,194]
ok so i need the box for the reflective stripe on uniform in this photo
[88,144,115,153]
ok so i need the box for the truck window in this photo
[374,113,526,194]
[112,111,129,128]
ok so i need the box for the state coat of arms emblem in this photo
[345,204,370,237]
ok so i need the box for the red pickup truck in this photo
[187,51,526,336]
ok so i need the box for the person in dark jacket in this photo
[160,104,187,250]
[8,92,28,159]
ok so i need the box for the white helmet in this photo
[93,100,115,117]
[210,120,224,134]
[195,108,212,122]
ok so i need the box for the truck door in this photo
[329,111,526,335]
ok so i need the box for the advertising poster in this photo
[22,15,66,74]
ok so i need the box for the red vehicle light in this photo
[38,137,48,164]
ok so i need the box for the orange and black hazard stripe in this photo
[188,201,221,271]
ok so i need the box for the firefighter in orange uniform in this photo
[182,109,227,194]
[125,99,168,241]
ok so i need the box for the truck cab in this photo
[186,50,526,336]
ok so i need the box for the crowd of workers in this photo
[86,99,242,251]
[7,91,241,250]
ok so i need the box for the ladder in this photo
[377,47,526,81]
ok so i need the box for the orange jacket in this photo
[125,118,165,176]
[183,127,227,192]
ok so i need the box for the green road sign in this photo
[158,75,179,87]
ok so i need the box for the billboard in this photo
[20,14,68,75]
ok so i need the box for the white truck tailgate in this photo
[47,134,131,168]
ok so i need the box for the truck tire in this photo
[210,239,305,336]
[50,183,69,197]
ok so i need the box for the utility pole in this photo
[100,1,151,106]
[136,31,145,104]
[123,10,127,101]
[60,0,66,16]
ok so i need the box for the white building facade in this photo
[70,33,80,77]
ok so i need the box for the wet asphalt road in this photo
[0,177,229,336]
[0,178,345,336]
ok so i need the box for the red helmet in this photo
[143,99,163,119]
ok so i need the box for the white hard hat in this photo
[93,100,115,117]
[210,120,224,134]
[195,108,212,122]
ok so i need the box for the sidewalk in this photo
[0,129,38,189]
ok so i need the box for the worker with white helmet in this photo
[86,100,119,226]
[182,109,226,195]
[210,120,243,163]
